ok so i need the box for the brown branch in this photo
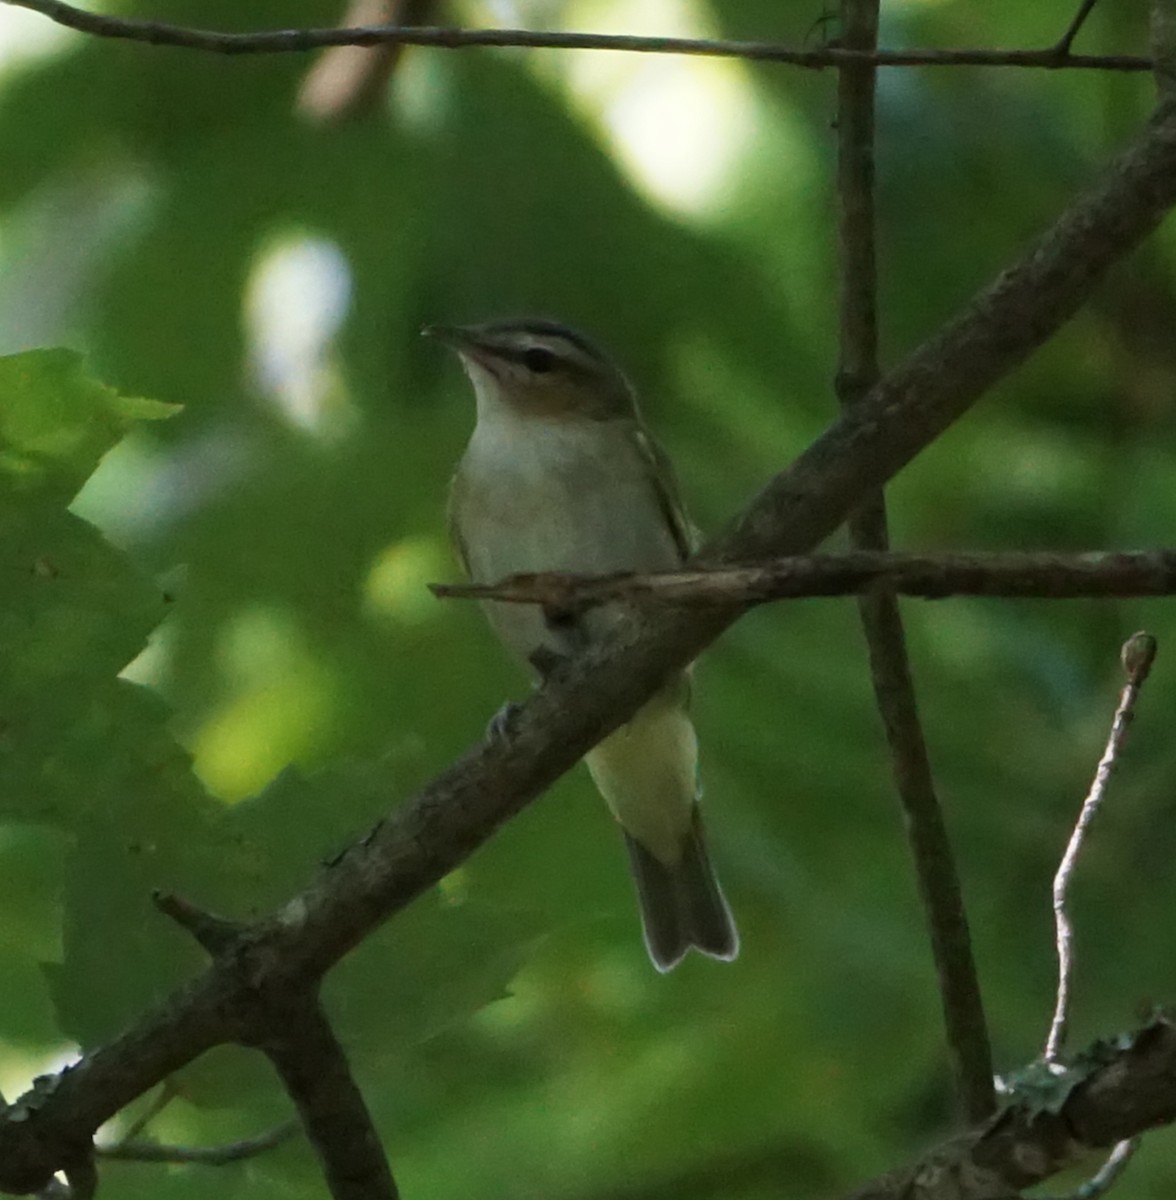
[99,1121,299,1166]
[3,80,1176,1200]
[60,1155,95,1200]
[156,894,396,1199]
[254,999,397,1200]
[430,549,1176,607]
[848,1016,1176,1200]
[1046,633,1157,1065]
[152,890,242,955]
[0,0,1153,70]
[836,0,993,1122]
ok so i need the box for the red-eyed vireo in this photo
[427,317,738,972]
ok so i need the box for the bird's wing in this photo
[629,424,697,713]
[631,425,698,564]
[446,470,473,577]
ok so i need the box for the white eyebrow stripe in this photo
[481,318,609,365]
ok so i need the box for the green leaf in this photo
[0,349,177,499]
[0,349,183,827]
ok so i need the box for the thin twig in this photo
[0,0,1153,70]
[1046,633,1157,1064]
[835,0,992,1123]
[430,549,1176,608]
[1040,1137,1141,1200]
[152,891,242,955]
[1055,0,1102,56]
[99,1121,299,1166]
[112,1081,177,1145]
[1040,633,1156,1200]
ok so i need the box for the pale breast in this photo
[452,410,682,666]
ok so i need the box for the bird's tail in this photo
[623,805,739,972]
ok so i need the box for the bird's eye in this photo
[523,347,555,374]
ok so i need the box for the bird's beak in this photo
[421,324,475,351]
[422,324,501,376]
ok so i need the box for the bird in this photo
[427,317,738,972]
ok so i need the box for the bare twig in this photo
[159,891,396,1198]
[99,1121,299,1166]
[0,0,1153,70]
[152,891,242,956]
[1040,1137,1141,1200]
[836,0,992,1121]
[1046,633,1157,1065]
[430,549,1176,608]
[1038,634,1156,1200]
[1056,0,1102,56]
[4,79,1176,1199]
[112,1081,177,1146]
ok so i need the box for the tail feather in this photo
[623,806,739,972]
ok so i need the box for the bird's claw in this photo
[486,701,523,744]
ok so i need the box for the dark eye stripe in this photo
[522,347,555,373]
[494,344,600,385]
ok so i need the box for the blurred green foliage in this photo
[2,1,1176,1197]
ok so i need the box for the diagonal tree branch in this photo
[0,0,1154,71]
[151,894,397,1200]
[847,1016,1176,1200]
[3,82,1176,1200]
[256,1000,398,1200]
[835,0,993,1122]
